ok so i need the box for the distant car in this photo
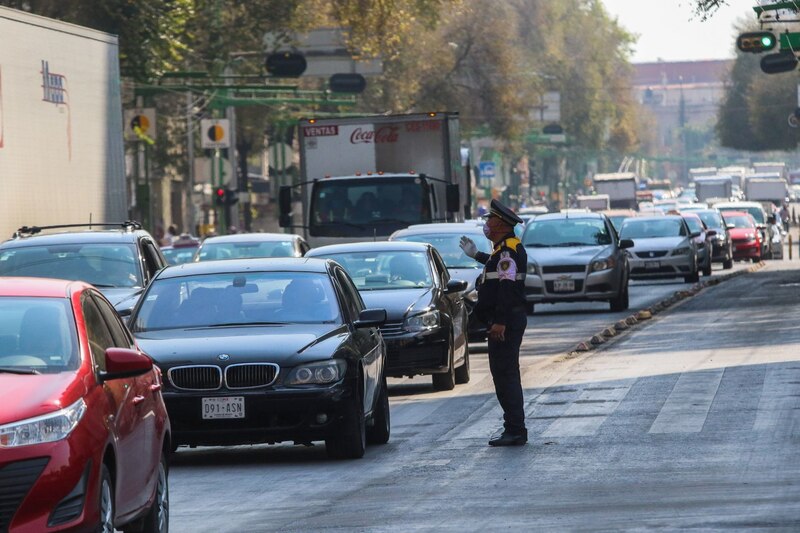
[721,211,762,263]
[0,277,170,532]
[619,215,700,283]
[693,209,733,269]
[161,233,201,265]
[389,222,490,341]
[521,212,634,313]
[677,202,709,211]
[129,258,390,459]
[715,201,769,257]
[602,209,637,233]
[194,232,310,261]
[681,212,715,276]
[0,222,167,317]
[306,241,470,391]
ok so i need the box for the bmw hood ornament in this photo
[218,354,231,361]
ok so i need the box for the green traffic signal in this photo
[737,31,778,53]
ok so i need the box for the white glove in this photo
[459,236,478,258]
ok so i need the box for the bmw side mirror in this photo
[618,238,634,249]
[690,231,701,238]
[354,308,387,328]
[706,229,717,237]
[445,279,468,294]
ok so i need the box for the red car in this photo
[723,211,762,263]
[0,278,170,532]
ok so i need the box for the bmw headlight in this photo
[590,256,617,272]
[526,262,539,276]
[0,399,86,448]
[715,233,726,242]
[672,247,691,256]
[404,310,440,332]
[285,360,347,386]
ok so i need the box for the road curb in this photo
[570,262,766,354]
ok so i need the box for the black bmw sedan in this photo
[306,241,470,391]
[128,258,389,460]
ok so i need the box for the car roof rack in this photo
[13,221,143,238]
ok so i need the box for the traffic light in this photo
[214,187,225,206]
[328,73,367,94]
[761,51,798,74]
[737,32,777,53]
[265,52,307,77]
[224,188,239,206]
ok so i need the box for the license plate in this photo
[553,280,575,292]
[644,261,661,270]
[202,397,245,419]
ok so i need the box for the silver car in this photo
[619,215,700,283]
[521,212,634,313]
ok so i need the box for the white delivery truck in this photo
[688,167,718,183]
[744,173,788,204]
[717,166,747,189]
[576,194,610,211]
[592,172,638,209]
[752,162,787,182]
[279,112,469,247]
[0,7,127,237]
[694,176,733,202]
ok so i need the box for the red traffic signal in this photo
[266,52,307,77]
[214,187,225,206]
[737,32,777,54]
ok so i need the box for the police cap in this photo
[487,199,523,226]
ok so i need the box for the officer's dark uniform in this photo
[473,200,528,445]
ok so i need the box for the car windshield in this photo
[309,177,432,238]
[314,251,433,290]
[697,211,723,229]
[0,297,79,372]
[722,215,754,229]
[683,217,703,233]
[392,232,490,268]
[162,247,197,266]
[0,243,142,288]
[196,241,294,261]
[719,206,765,225]
[522,219,612,247]
[133,272,341,332]
[619,218,686,239]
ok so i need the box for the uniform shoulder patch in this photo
[497,251,517,281]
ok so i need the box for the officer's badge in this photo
[497,251,517,281]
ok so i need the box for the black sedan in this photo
[128,258,389,460]
[389,222,490,341]
[306,241,470,391]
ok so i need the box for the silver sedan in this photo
[618,215,700,283]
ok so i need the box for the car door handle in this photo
[132,395,146,406]
[150,383,162,393]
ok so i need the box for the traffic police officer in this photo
[460,199,528,446]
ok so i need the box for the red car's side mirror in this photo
[99,348,154,382]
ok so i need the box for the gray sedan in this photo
[619,215,700,283]
[522,212,633,313]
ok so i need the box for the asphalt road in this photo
[166,258,800,531]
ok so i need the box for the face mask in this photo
[483,224,492,239]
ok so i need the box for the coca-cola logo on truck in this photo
[350,126,399,144]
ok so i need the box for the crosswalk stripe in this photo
[753,366,800,432]
[541,383,632,437]
[649,369,724,434]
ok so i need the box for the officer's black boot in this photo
[488,429,527,447]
